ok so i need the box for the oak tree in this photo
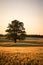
[6,20,26,43]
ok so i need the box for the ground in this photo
[0,38,43,65]
[0,47,43,65]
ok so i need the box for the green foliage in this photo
[6,20,26,42]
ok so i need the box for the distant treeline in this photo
[0,34,43,38]
[26,34,43,38]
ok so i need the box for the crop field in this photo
[0,47,43,65]
[0,38,43,65]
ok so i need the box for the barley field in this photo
[0,46,43,65]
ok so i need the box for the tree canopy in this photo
[6,20,26,43]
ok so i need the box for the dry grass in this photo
[0,52,43,65]
[0,38,43,65]
[0,47,43,65]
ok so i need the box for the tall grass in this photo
[0,51,43,65]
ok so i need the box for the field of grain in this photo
[0,47,43,65]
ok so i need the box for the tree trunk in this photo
[14,38,16,43]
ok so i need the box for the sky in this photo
[0,0,43,35]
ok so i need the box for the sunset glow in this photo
[0,0,43,35]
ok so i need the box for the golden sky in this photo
[0,0,43,35]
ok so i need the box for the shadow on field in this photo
[0,42,43,47]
